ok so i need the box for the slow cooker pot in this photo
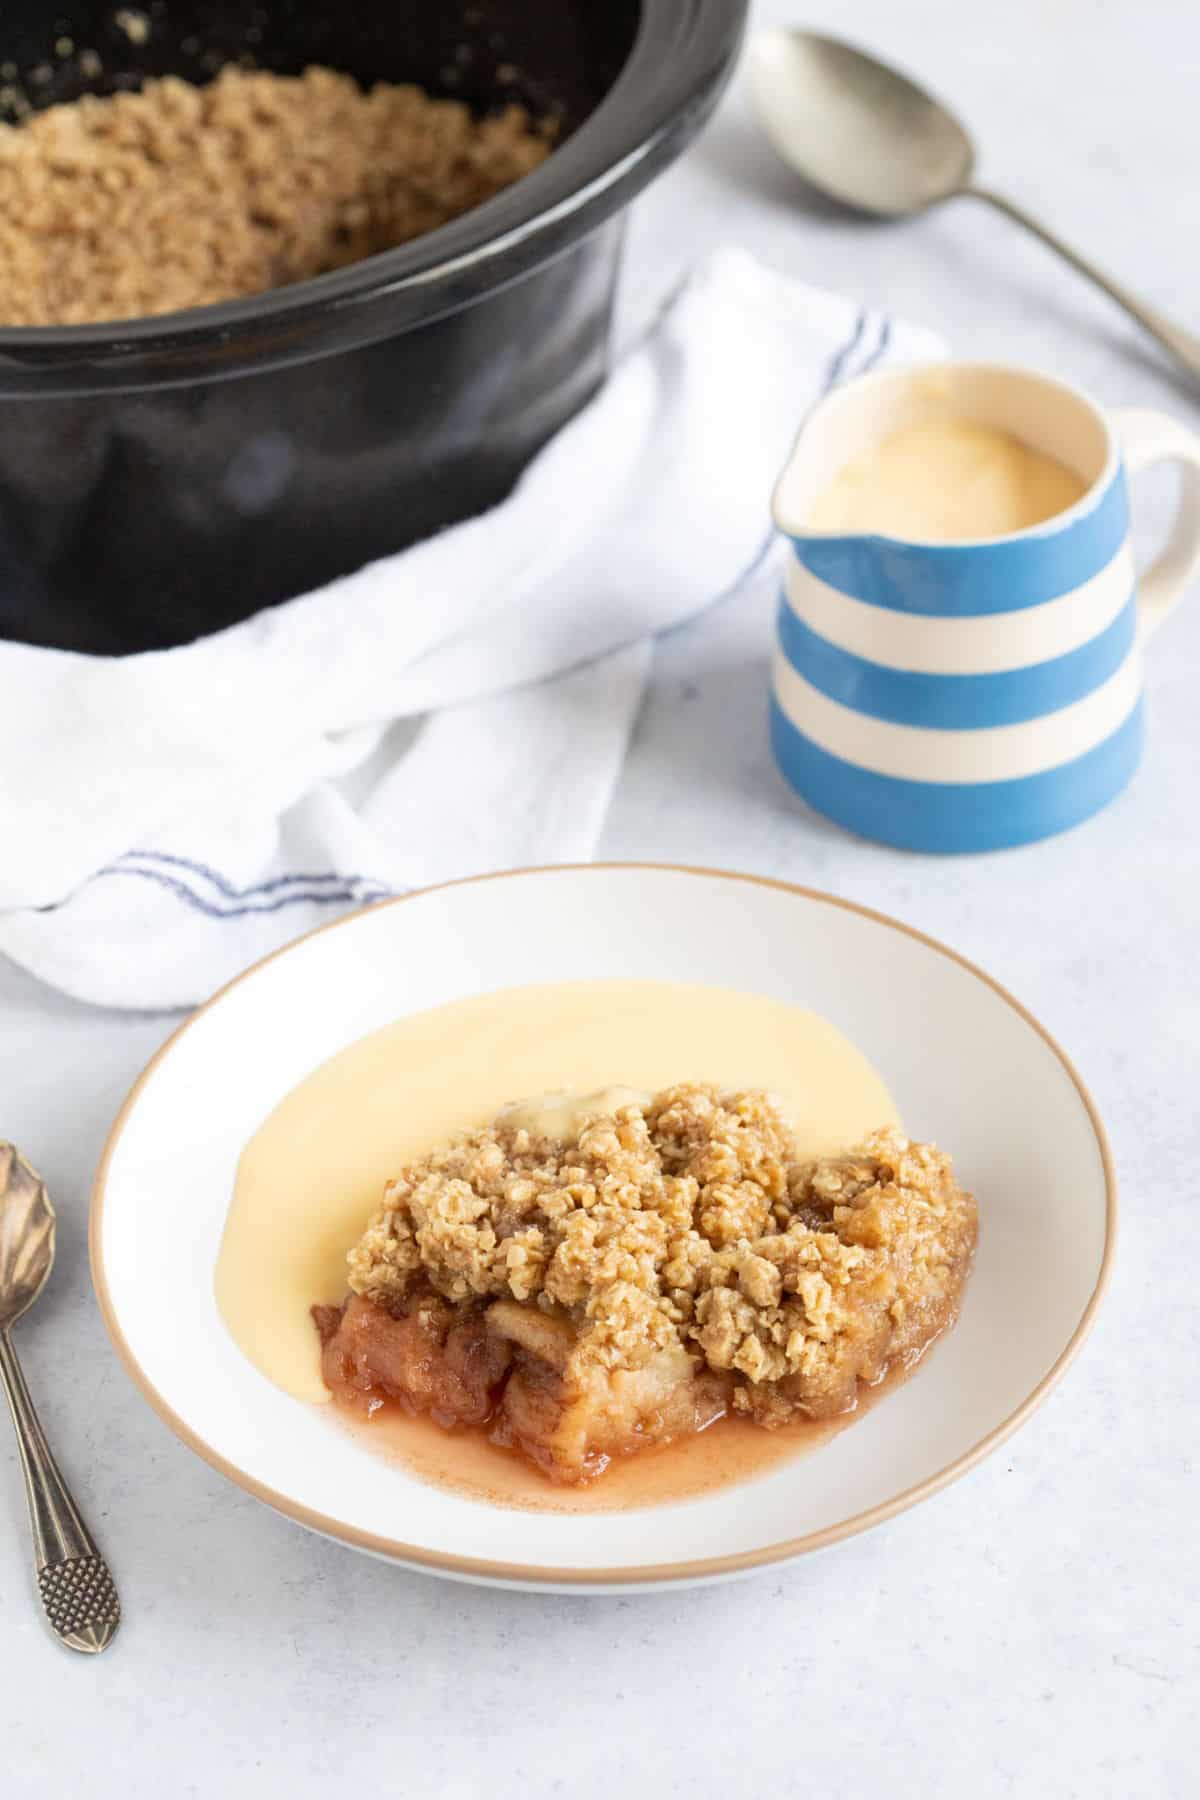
[0,0,747,653]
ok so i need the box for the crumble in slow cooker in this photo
[0,65,554,325]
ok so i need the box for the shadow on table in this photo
[618,646,853,864]
[688,100,874,227]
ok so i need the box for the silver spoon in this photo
[0,1142,120,1653]
[747,29,1200,383]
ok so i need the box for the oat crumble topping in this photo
[344,1084,977,1429]
[0,65,554,325]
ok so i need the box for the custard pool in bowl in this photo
[218,981,976,1508]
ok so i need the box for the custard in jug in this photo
[808,417,1087,541]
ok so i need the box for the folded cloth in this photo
[0,251,943,1010]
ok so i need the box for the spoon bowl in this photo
[0,1143,55,1331]
[745,27,1200,383]
[746,29,974,216]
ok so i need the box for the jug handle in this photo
[1111,408,1200,638]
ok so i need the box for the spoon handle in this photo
[965,185,1200,383]
[0,1328,120,1654]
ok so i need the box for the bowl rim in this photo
[89,862,1118,1588]
[0,0,749,396]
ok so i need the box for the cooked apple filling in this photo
[314,1085,977,1483]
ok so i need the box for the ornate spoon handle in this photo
[0,1327,120,1653]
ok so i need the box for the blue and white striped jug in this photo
[770,362,1200,852]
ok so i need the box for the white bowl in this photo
[91,865,1115,1592]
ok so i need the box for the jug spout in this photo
[772,360,962,545]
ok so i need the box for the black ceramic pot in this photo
[0,0,747,653]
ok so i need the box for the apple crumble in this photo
[314,1085,977,1483]
[0,65,554,325]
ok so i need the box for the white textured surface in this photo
[2,0,1198,1793]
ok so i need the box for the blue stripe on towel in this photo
[821,310,867,392]
[857,314,893,376]
[84,867,394,920]
[36,856,396,920]
[787,466,1129,616]
[776,590,1137,729]
[769,693,1144,853]
[124,848,388,900]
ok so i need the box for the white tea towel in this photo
[0,251,943,1010]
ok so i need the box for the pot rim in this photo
[0,0,748,396]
